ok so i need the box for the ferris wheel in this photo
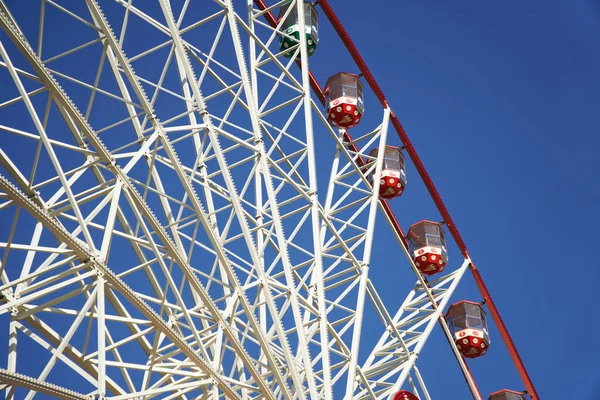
[0,1,539,399]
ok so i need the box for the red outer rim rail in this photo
[254,1,538,399]
[317,1,539,399]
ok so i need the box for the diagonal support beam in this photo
[0,4,277,397]
[0,173,239,398]
[84,0,292,396]
[0,368,88,400]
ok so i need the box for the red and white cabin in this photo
[446,300,490,359]
[393,390,419,400]
[368,146,407,200]
[324,72,364,129]
[406,220,447,275]
[489,389,526,400]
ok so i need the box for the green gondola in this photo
[278,1,319,58]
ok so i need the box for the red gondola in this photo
[325,72,364,129]
[407,220,447,275]
[488,389,526,400]
[393,390,419,400]
[368,146,407,199]
[446,300,490,358]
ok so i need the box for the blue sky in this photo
[0,0,599,398]
[319,0,600,398]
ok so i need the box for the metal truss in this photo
[0,0,500,399]
[0,368,90,400]
[310,109,392,399]
[356,260,471,400]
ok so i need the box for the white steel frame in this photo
[0,1,478,399]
